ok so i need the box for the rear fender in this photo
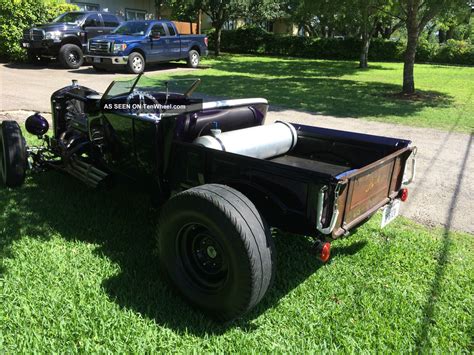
[223,180,288,226]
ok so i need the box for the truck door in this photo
[83,14,104,42]
[164,23,182,60]
[148,23,168,62]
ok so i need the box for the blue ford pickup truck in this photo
[85,20,208,73]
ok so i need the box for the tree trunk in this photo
[197,9,202,35]
[215,27,222,56]
[446,26,455,40]
[155,0,162,19]
[439,29,446,43]
[403,5,420,95]
[359,36,370,68]
[359,8,370,69]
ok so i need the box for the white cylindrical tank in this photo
[193,121,298,160]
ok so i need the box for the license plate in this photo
[22,43,30,48]
[381,199,400,228]
[93,57,101,63]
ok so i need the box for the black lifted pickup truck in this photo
[0,76,416,321]
[22,11,121,69]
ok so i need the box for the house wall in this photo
[273,19,298,35]
[200,14,297,35]
[68,0,156,19]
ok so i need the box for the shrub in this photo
[369,38,404,61]
[415,38,438,62]
[209,28,474,65]
[0,0,78,62]
[434,39,474,65]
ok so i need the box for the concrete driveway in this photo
[0,62,197,112]
[1,63,472,234]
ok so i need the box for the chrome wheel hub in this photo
[191,53,199,66]
[132,57,143,71]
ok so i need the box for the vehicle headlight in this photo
[45,31,62,41]
[113,43,127,53]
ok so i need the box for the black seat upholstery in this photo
[175,106,265,142]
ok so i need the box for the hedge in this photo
[0,0,79,62]
[208,27,474,65]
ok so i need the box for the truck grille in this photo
[88,41,111,54]
[23,28,45,41]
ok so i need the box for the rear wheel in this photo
[186,49,200,68]
[0,121,27,188]
[158,184,276,321]
[58,44,84,69]
[127,52,145,74]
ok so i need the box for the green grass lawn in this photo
[1,168,472,352]
[158,55,474,132]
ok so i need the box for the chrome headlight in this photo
[45,31,62,41]
[113,43,127,53]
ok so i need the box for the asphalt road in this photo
[1,63,472,234]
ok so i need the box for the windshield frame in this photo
[52,12,87,24]
[102,75,202,102]
[112,21,151,37]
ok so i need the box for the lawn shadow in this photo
[0,171,366,336]
[171,72,453,120]
[209,56,394,79]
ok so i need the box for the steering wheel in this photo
[126,90,160,116]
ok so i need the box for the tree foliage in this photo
[194,0,285,55]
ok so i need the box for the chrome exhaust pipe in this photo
[67,158,108,188]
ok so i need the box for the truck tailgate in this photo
[332,146,414,238]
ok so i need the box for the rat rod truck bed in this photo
[168,123,415,240]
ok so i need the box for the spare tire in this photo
[158,184,276,321]
[0,121,27,188]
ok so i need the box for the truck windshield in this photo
[53,12,86,24]
[112,22,150,36]
[103,75,201,100]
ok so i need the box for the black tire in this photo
[186,49,200,68]
[127,52,145,74]
[92,65,108,72]
[0,121,27,188]
[58,44,84,69]
[158,184,276,321]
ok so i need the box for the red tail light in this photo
[400,188,408,202]
[319,242,331,263]
[204,37,208,47]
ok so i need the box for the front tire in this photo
[127,52,145,74]
[186,49,200,68]
[58,44,84,69]
[0,121,27,188]
[158,184,276,321]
